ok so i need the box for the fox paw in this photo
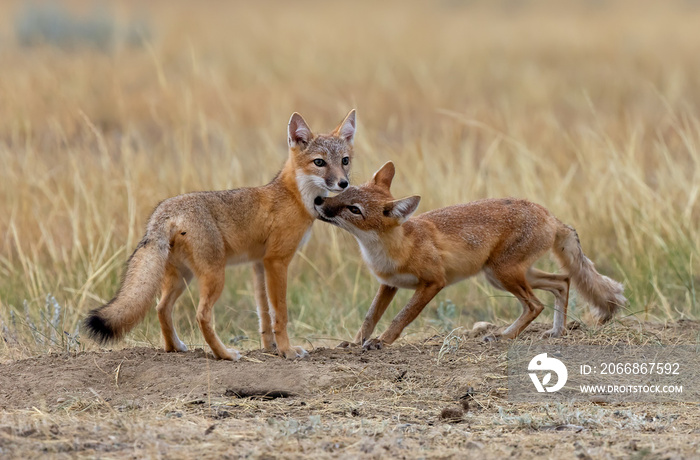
[278,345,309,360]
[215,348,241,361]
[260,332,276,352]
[336,341,360,349]
[165,340,188,353]
[362,338,384,350]
[541,328,565,339]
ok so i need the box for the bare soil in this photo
[1,321,699,459]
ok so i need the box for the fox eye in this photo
[313,159,326,167]
[342,156,350,166]
[347,205,361,215]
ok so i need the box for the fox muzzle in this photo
[314,197,343,221]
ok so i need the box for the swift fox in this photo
[314,161,626,349]
[84,110,357,359]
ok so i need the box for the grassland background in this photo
[1,0,699,359]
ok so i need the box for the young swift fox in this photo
[315,162,626,349]
[84,110,357,360]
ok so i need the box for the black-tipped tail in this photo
[83,307,118,344]
[82,224,172,345]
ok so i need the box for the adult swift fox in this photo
[84,110,357,359]
[314,161,626,349]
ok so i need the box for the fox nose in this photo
[338,179,349,189]
[314,196,325,206]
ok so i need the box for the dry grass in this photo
[0,0,699,361]
[2,400,695,458]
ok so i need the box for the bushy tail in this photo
[84,227,171,343]
[554,223,626,323]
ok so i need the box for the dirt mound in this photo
[0,338,487,412]
[1,321,699,459]
[1,320,698,412]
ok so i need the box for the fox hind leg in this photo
[526,268,570,338]
[195,268,240,361]
[157,264,192,352]
[489,267,546,339]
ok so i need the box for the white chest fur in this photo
[297,228,312,250]
[354,230,394,271]
[354,230,419,289]
[295,173,327,217]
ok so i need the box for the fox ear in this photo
[334,109,356,144]
[288,113,313,149]
[385,196,420,223]
[371,161,395,190]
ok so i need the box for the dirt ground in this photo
[1,321,699,459]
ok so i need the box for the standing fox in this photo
[315,162,626,349]
[84,110,357,359]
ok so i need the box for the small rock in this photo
[440,406,464,422]
[472,321,495,334]
[213,409,231,419]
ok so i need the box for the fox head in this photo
[314,161,421,237]
[288,110,356,199]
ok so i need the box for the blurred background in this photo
[1,0,699,357]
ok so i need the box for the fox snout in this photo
[313,196,342,222]
[325,174,349,192]
[313,196,336,216]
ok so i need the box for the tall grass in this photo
[1,0,699,359]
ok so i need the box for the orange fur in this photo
[318,161,626,348]
[84,110,357,360]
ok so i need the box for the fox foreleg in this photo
[264,257,309,359]
[366,282,444,350]
[253,262,276,351]
[351,284,399,346]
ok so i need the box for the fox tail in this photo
[84,225,171,343]
[554,223,626,323]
